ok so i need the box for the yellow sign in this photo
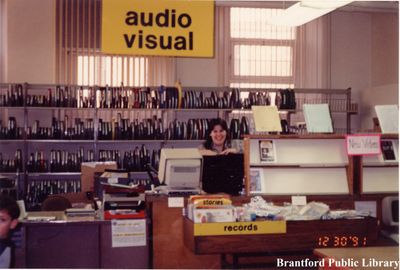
[193,220,286,236]
[102,0,214,57]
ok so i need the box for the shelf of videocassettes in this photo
[0,84,358,174]
[0,84,357,207]
[0,84,356,135]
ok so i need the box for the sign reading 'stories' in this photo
[102,0,215,57]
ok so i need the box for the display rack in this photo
[243,134,353,196]
[360,134,399,194]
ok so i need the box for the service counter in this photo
[147,195,395,269]
[13,195,397,269]
[147,195,220,269]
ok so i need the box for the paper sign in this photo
[102,0,214,57]
[303,104,333,133]
[354,201,377,218]
[346,134,381,156]
[193,220,286,236]
[252,106,282,132]
[375,105,399,134]
[108,177,118,184]
[111,219,146,247]
[168,197,184,208]
[291,196,307,206]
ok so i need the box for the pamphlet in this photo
[381,140,397,161]
[259,140,276,162]
[249,169,263,193]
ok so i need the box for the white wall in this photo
[371,13,398,87]
[361,13,399,131]
[6,0,55,83]
[330,11,372,132]
[329,11,398,131]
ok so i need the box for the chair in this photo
[41,195,72,211]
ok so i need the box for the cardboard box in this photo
[193,208,235,223]
[81,162,117,192]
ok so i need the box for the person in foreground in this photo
[0,195,20,268]
[198,118,238,156]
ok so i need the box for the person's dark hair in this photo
[203,118,232,150]
[0,195,20,220]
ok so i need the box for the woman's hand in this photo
[198,149,218,156]
[220,148,238,155]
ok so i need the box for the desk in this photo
[314,247,399,270]
[14,217,149,268]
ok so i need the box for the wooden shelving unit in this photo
[243,134,353,196]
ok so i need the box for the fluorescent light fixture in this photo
[268,1,353,27]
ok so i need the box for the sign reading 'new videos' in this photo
[102,0,214,57]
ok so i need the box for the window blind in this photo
[56,0,175,86]
[0,0,5,83]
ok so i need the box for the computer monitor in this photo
[382,196,399,226]
[201,153,244,195]
[158,148,202,191]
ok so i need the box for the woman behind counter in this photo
[198,118,239,156]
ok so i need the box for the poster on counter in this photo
[111,219,146,247]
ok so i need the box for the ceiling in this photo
[340,1,399,13]
[217,1,399,12]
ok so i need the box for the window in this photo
[56,0,175,86]
[77,55,148,86]
[227,7,297,89]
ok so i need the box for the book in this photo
[65,208,96,216]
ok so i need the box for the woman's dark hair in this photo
[203,118,231,150]
[0,194,20,220]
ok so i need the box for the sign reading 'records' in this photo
[193,220,287,236]
[102,0,214,57]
